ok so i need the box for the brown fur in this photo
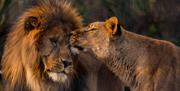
[71,17,180,91]
[2,0,83,91]
[75,50,125,91]
[2,1,124,91]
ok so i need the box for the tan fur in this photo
[72,17,180,91]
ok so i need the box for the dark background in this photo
[72,0,180,45]
[1,0,180,45]
[0,0,180,91]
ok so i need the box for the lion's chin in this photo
[48,72,68,83]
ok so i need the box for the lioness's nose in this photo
[62,59,72,68]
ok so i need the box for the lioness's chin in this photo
[70,46,80,54]
[48,72,68,83]
[70,46,91,55]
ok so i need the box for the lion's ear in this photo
[105,17,118,35]
[24,16,40,31]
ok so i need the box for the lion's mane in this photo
[2,0,86,91]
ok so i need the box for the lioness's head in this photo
[2,1,82,90]
[71,17,122,59]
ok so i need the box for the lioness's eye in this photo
[84,29,94,33]
[85,27,96,32]
[85,24,98,32]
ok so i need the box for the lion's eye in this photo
[41,25,48,31]
[50,38,59,47]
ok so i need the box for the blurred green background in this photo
[1,0,180,45]
[0,0,180,91]
[72,0,180,46]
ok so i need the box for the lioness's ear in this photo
[24,16,40,31]
[105,17,118,35]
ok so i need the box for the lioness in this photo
[71,17,180,91]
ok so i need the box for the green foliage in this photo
[172,37,180,46]
[0,1,179,45]
[0,0,11,28]
[77,0,179,45]
[148,24,158,37]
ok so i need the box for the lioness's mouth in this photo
[70,45,91,54]
[70,45,82,54]
[73,45,85,51]
[71,45,93,54]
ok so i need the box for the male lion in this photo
[2,0,83,91]
[71,17,180,91]
[2,0,124,91]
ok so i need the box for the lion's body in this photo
[72,17,180,91]
[2,1,123,91]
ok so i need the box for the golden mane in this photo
[2,0,82,90]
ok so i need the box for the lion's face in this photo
[2,1,83,90]
[24,16,76,83]
[38,26,74,83]
[71,17,119,58]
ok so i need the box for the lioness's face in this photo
[71,17,119,58]
[25,16,76,83]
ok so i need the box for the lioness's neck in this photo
[104,30,153,90]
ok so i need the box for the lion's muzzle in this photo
[44,58,73,83]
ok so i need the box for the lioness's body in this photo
[72,17,180,91]
[106,29,180,91]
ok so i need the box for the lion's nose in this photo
[62,59,72,68]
